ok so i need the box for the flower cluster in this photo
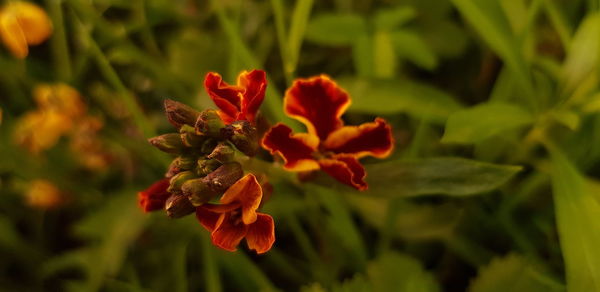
[139,70,275,253]
[140,70,394,253]
[0,1,52,59]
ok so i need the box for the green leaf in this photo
[367,252,440,292]
[305,13,367,46]
[469,254,565,292]
[549,146,600,292]
[287,0,315,74]
[561,13,600,97]
[441,102,534,144]
[390,29,438,70]
[365,157,522,197]
[451,0,535,105]
[373,6,416,31]
[373,31,397,78]
[338,78,463,123]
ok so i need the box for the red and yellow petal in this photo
[261,123,320,171]
[245,213,275,254]
[137,178,171,212]
[195,205,223,232]
[284,75,351,140]
[219,174,262,225]
[318,155,367,191]
[323,118,394,159]
[204,72,243,120]
[238,70,266,123]
[211,214,249,252]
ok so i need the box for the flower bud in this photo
[200,138,218,154]
[138,178,171,212]
[168,171,197,194]
[180,124,206,147]
[181,178,216,206]
[165,156,197,177]
[224,120,259,156]
[165,159,182,178]
[165,194,195,218]
[148,133,185,154]
[208,143,235,163]
[164,99,200,129]
[197,158,221,176]
[204,162,243,193]
[195,109,225,138]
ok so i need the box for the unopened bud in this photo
[195,109,225,138]
[208,143,235,163]
[180,124,206,147]
[200,138,218,154]
[204,162,243,193]
[164,99,200,129]
[168,171,197,194]
[148,133,185,154]
[197,158,221,176]
[165,159,182,178]
[224,121,259,156]
[182,178,216,206]
[165,194,195,218]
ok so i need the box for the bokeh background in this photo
[1,0,600,291]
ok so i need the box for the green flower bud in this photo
[195,109,225,138]
[148,133,185,154]
[208,143,235,163]
[164,99,200,129]
[180,124,206,147]
[224,121,259,156]
[197,159,221,176]
[200,138,218,154]
[204,162,243,193]
[165,194,195,218]
[182,178,217,206]
[168,171,197,194]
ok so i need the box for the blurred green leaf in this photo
[469,254,565,292]
[373,31,397,78]
[367,252,440,292]
[287,0,315,75]
[390,30,438,70]
[352,34,374,77]
[451,0,535,104]
[549,146,600,292]
[339,78,463,123]
[374,6,416,31]
[365,157,522,197]
[305,13,367,46]
[441,102,534,144]
[561,13,600,98]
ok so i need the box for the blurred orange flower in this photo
[24,179,64,209]
[0,1,52,59]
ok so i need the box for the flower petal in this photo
[211,214,248,252]
[318,155,367,191]
[196,206,223,232]
[11,2,52,45]
[204,72,243,122]
[245,213,275,254]
[238,70,266,123]
[323,118,394,158]
[138,178,171,212]
[219,174,262,225]
[0,12,28,58]
[261,123,320,171]
[284,75,351,140]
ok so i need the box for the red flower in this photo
[204,70,267,125]
[261,75,394,190]
[196,174,275,254]
[138,178,171,212]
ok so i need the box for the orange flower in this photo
[138,178,171,212]
[34,83,86,118]
[204,70,267,124]
[196,174,275,254]
[261,75,394,190]
[0,1,52,59]
[14,110,72,154]
[24,179,64,209]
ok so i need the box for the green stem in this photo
[201,234,222,292]
[270,0,293,85]
[45,0,72,81]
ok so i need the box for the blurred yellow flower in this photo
[34,83,86,118]
[14,110,72,154]
[24,179,64,209]
[70,116,110,170]
[0,2,52,59]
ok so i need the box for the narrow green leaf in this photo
[561,13,600,97]
[338,78,463,123]
[365,157,522,197]
[373,31,397,78]
[549,146,600,292]
[352,34,374,77]
[441,102,534,144]
[373,6,416,31]
[305,13,367,46]
[390,29,438,70]
[287,0,314,75]
[469,254,565,292]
